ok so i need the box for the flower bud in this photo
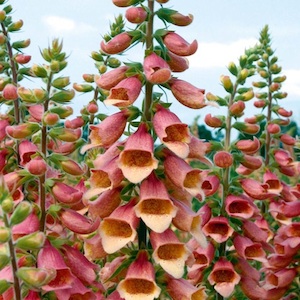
[241,89,254,101]
[0,33,6,45]
[280,134,296,146]
[0,227,10,243]
[91,51,104,62]
[232,122,260,135]
[12,38,31,49]
[83,73,95,83]
[15,54,31,64]
[254,100,267,108]
[2,83,18,100]
[270,64,281,74]
[252,81,267,88]
[9,201,32,226]
[157,8,193,26]
[1,197,13,213]
[52,76,70,89]
[49,105,73,118]
[237,68,249,82]
[73,83,94,93]
[65,116,85,129]
[166,51,189,72]
[235,137,260,155]
[15,232,46,250]
[229,100,245,117]
[276,107,292,118]
[101,32,132,55]
[163,32,197,56]
[87,101,98,114]
[214,151,233,168]
[204,114,224,128]
[125,7,147,24]
[7,19,23,32]
[49,127,81,142]
[273,75,286,83]
[6,123,40,139]
[61,159,84,176]
[220,75,233,93]
[31,64,48,78]
[17,267,56,288]
[26,156,47,176]
[0,279,10,295]
[267,123,281,134]
[0,253,10,270]
[51,89,75,103]
[273,92,288,99]
[112,0,140,7]
[0,10,6,22]
[244,114,265,124]
[228,61,238,76]
[270,82,280,92]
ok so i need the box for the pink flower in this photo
[100,32,132,54]
[0,119,9,141]
[225,194,258,219]
[118,123,158,183]
[150,229,192,278]
[95,65,129,90]
[167,51,189,72]
[117,250,161,300]
[99,199,139,253]
[153,105,191,158]
[201,174,220,197]
[83,234,107,261]
[202,216,234,243]
[213,151,233,168]
[235,137,260,154]
[104,77,142,107]
[263,268,297,290]
[169,78,206,109]
[52,182,83,206]
[163,32,198,56]
[6,123,40,139]
[208,258,241,298]
[135,172,177,233]
[143,52,171,84]
[2,83,18,100]
[26,156,47,176]
[19,140,39,166]
[125,6,147,23]
[112,0,140,7]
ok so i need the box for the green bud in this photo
[12,38,31,49]
[9,201,32,226]
[107,57,121,68]
[259,70,269,78]
[252,81,267,88]
[7,19,23,32]
[255,92,268,100]
[239,55,247,68]
[266,47,274,55]
[31,64,48,78]
[270,56,278,64]
[0,10,6,22]
[273,92,288,99]
[273,75,286,83]
[257,60,266,68]
[91,51,104,61]
[1,197,13,213]
[73,83,94,93]
[220,75,233,93]
[41,48,52,62]
[237,68,249,82]
[3,5,12,14]
[262,53,268,61]
[50,60,60,73]
[227,61,238,76]
[49,105,73,118]
[17,267,56,288]
[0,279,11,295]
[51,89,75,103]
[52,76,70,89]
[0,227,10,243]
[15,232,46,250]
[98,64,107,74]
[0,254,10,269]
[270,64,282,74]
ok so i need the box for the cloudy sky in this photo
[7,0,300,126]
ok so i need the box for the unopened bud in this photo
[254,100,267,108]
[26,157,47,176]
[17,267,56,288]
[52,76,70,89]
[267,123,281,134]
[73,83,94,93]
[15,231,46,250]
[257,61,266,68]
[43,112,60,126]
[229,100,245,117]
[2,84,18,100]
[15,54,31,64]
[3,5,12,14]
[0,10,6,22]
[273,92,287,99]
[214,151,233,168]
[7,19,23,32]
[241,89,254,101]
[61,160,84,176]
[12,38,30,49]
[252,81,267,88]
[0,279,10,295]
[0,33,6,45]
[0,227,10,243]
[270,64,282,74]
[1,198,13,213]
[49,105,73,118]
[280,133,296,146]
[87,101,98,114]
[9,201,32,226]
[259,70,269,78]
[228,61,238,76]
[91,51,104,62]
[273,75,286,83]
[220,75,233,93]
[232,122,260,135]
[107,57,121,68]
[51,89,75,103]
[238,68,249,82]
[83,74,95,83]
[204,113,224,128]
[0,253,9,270]
[31,64,48,78]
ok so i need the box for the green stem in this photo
[138,0,154,249]
[3,214,22,300]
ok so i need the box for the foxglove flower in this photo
[117,250,161,300]
[52,182,83,206]
[225,194,258,219]
[100,32,132,54]
[167,51,189,72]
[143,52,171,84]
[118,123,158,183]
[153,105,191,158]
[125,6,148,24]
[150,229,192,278]
[99,199,139,253]
[208,258,241,298]
[104,77,142,107]
[135,172,177,233]
[0,119,9,141]
[235,137,260,154]
[19,140,39,166]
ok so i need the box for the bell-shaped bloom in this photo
[234,235,267,263]
[135,172,177,233]
[240,277,267,300]
[167,51,189,72]
[125,7,147,24]
[52,182,83,206]
[19,140,39,166]
[81,110,129,153]
[169,79,206,109]
[202,216,234,243]
[187,136,211,165]
[242,220,269,244]
[150,229,192,278]
[85,186,122,219]
[274,149,293,167]
[27,104,44,122]
[37,241,75,291]
[164,152,203,197]
[172,199,207,248]
[264,170,283,194]
[167,277,207,300]
[153,105,190,158]
[235,137,260,154]
[104,77,142,107]
[83,234,107,261]
[93,141,122,169]
[143,52,171,84]
[118,123,158,183]
[163,32,198,56]
[201,174,220,197]
[263,268,297,291]
[225,194,258,219]
[99,199,139,253]
[0,119,9,141]
[62,245,99,285]
[100,32,132,54]
[59,208,100,234]
[208,258,241,298]
[95,66,129,90]
[117,250,161,300]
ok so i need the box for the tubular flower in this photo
[233,235,267,263]
[169,78,206,109]
[125,7,148,24]
[99,199,139,254]
[143,52,171,84]
[6,123,40,139]
[26,156,47,176]
[167,51,189,72]
[202,216,234,243]
[37,241,75,292]
[235,137,260,154]
[240,154,263,170]
[172,199,207,248]
[19,140,39,166]
[225,194,258,219]
[0,119,9,141]
[80,110,129,153]
[104,77,142,107]
[263,268,297,290]
[118,123,158,183]
[201,174,220,197]
[163,32,198,56]
[117,250,161,300]
[135,172,177,233]
[100,32,132,54]
[187,136,212,165]
[204,113,224,128]
[52,182,83,206]
[167,277,207,300]
[95,65,129,90]
[164,152,203,197]
[208,258,241,298]
[150,229,192,278]
[153,105,191,158]
[83,234,107,261]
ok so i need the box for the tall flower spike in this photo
[134,172,177,233]
[143,52,171,84]
[104,77,142,107]
[153,104,191,158]
[117,250,161,300]
[99,199,139,253]
[150,229,192,278]
[118,123,158,183]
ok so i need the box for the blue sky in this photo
[7,0,300,126]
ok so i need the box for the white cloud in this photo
[284,69,300,97]
[42,15,97,35]
[189,38,258,69]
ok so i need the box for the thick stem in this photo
[3,214,22,300]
